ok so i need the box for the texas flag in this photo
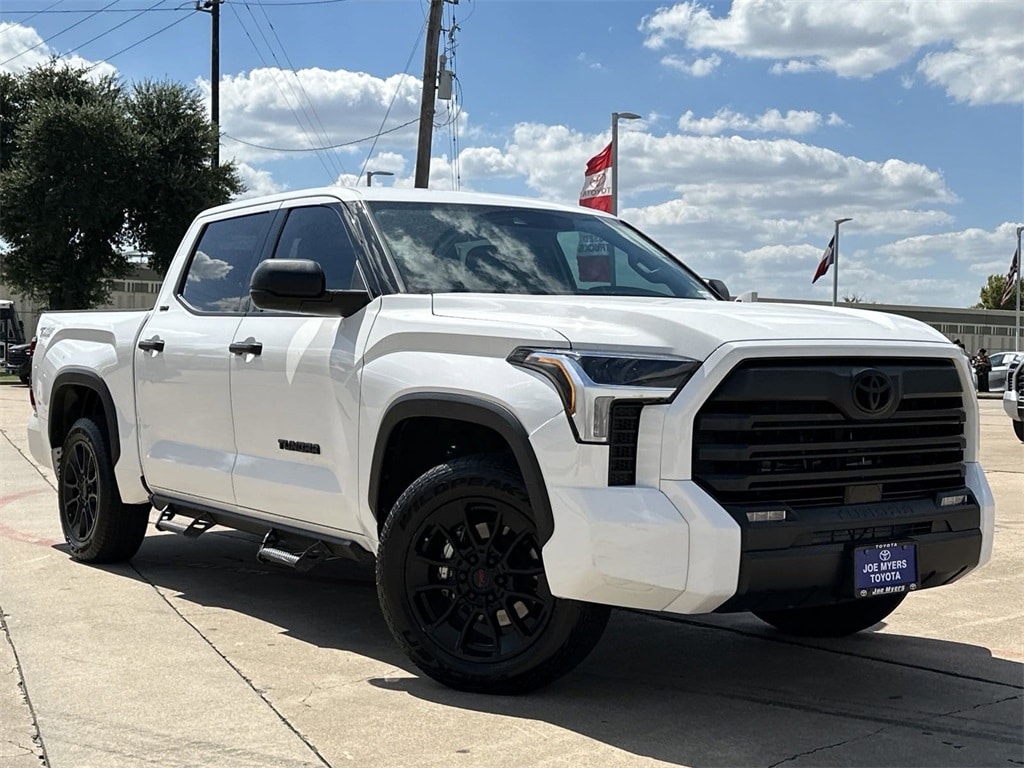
[579,143,612,212]
[812,235,835,284]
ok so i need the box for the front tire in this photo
[376,456,609,694]
[753,593,906,638]
[1013,419,1023,442]
[58,417,149,563]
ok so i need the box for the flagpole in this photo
[1017,226,1022,352]
[833,217,852,306]
[610,111,640,216]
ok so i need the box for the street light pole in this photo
[611,111,640,216]
[366,171,394,186]
[833,217,853,306]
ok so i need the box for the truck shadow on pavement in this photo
[106,529,1023,768]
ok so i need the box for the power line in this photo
[0,1,64,30]
[223,118,418,152]
[227,2,337,181]
[358,18,425,181]
[254,3,346,177]
[238,0,350,5]
[1,1,346,11]
[2,6,183,13]
[88,10,196,68]
[242,3,338,176]
[65,0,168,59]
[0,0,117,66]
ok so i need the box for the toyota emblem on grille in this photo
[852,370,894,415]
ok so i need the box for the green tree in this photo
[127,80,242,275]
[0,63,135,309]
[974,274,1022,310]
[0,63,244,309]
[841,293,877,304]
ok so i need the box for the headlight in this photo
[508,347,701,442]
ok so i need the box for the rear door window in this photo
[180,212,273,313]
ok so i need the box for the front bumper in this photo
[1004,389,1022,421]
[714,496,981,613]
[541,462,993,615]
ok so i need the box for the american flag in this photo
[1000,245,1019,306]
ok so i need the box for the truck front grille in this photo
[692,358,966,508]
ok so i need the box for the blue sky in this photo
[1,0,1022,307]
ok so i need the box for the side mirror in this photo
[250,259,371,317]
[707,278,730,300]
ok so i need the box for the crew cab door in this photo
[136,206,277,505]
[229,199,377,534]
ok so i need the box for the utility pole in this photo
[197,0,223,167]
[414,0,444,188]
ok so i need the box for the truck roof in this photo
[200,186,609,219]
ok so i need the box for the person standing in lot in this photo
[974,348,992,392]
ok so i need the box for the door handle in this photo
[138,337,165,353]
[229,340,263,356]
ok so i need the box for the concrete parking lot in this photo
[1,381,1021,768]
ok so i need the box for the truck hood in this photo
[431,295,949,359]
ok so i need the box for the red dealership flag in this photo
[579,143,612,212]
[1000,245,1019,306]
[812,235,835,284]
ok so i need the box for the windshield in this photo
[366,202,717,299]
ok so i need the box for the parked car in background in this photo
[987,351,1023,392]
[4,336,34,385]
[1004,357,1023,442]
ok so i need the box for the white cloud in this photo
[443,121,972,303]
[207,67,432,168]
[769,60,819,75]
[233,162,285,200]
[874,224,1023,274]
[576,52,604,71]
[640,0,1024,104]
[661,53,721,77]
[458,146,518,177]
[389,154,458,191]
[677,108,834,135]
[0,23,117,79]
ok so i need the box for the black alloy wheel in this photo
[404,492,554,664]
[377,456,609,694]
[58,417,150,563]
[62,435,102,548]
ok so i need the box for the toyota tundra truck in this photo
[27,187,994,693]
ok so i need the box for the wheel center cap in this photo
[471,568,490,589]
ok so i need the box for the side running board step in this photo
[257,529,331,572]
[154,509,215,539]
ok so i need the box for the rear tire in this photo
[1013,419,1023,443]
[58,417,149,563]
[19,374,30,386]
[376,456,609,694]
[753,594,906,638]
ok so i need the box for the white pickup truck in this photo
[27,187,994,693]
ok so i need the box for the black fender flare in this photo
[369,393,555,544]
[49,368,121,465]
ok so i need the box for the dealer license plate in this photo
[854,542,918,598]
